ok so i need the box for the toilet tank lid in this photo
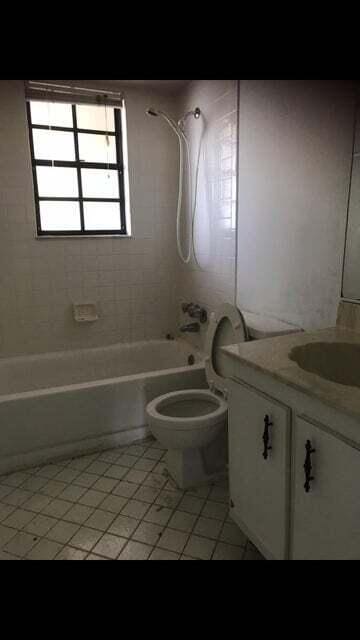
[242,311,303,339]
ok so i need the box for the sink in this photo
[289,342,360,388]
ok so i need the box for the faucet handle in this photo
[182,302,207,323]
[197,307,208,324]
[189,304,207,323]
[182,302,194,313]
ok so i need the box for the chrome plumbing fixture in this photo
[181,302,207,324]
[177,107,201,131]
[146,107,201,135]
[180,322,200,333]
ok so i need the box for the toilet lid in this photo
[205,303,248,393]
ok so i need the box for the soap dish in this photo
[73,303,99,323]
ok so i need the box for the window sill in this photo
[35,234,133,240]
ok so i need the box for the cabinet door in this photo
[228,380,291,560]
[291,416,360,560]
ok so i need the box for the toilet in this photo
[146,303,248,489]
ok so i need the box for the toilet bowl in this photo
[146,303,248,488]
[147,388,228,450]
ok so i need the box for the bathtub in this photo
[0,339,206,475]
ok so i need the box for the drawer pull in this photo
[262,414,273,460]
[304,439,316,492]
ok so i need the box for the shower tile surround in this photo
[0,436,264,560]
[173,80,356,347]
[0,78,238,357]
[1,79,357,357]
[174,80,238,351]
[0,80,180,356]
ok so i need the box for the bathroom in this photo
[0,77,359,560]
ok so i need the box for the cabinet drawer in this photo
[228,380,291,560]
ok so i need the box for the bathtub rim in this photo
[0,361,205,404]
[0,337,201,365]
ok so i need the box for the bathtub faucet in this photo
[181,302,207,323]
[180,322,200,333]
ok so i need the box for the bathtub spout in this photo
[180,322,200,333]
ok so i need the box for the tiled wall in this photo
[1,78,356,358]
[0,81,179,356]
[174,80,238,349]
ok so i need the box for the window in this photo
[26,100,128,236]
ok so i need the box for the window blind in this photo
[24,81,124,108]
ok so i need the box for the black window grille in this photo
[26,101,127,236]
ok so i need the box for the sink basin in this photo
[289,342,360,388]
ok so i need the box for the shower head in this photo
[178,107,201,130]
[146,108,159,117]
[145,107,185,140]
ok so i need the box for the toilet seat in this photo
[146,388,228,451]
[204,303,248,394]
[146,303,248,433]
[146,389,228,431]
[146,303,248,485]
[145,303,249,482]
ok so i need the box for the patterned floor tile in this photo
[0,437,253,562]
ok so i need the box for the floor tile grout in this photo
[0,436,263,561]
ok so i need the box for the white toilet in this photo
[146,303,248,488]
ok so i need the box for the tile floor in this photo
[0,436,265,561]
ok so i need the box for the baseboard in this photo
[0,425,150,476]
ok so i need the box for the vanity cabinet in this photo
[228,379,360,560]
[291,416,360,560]
[228,380,291,560]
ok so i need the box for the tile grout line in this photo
[0,436,251,561]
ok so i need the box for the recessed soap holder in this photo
[73,303,99,323]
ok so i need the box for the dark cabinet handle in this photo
[262,414,273,460]
[303,439,316,492]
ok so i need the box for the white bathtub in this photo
[0,339,206,475]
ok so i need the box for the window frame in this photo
[26,101,128,237]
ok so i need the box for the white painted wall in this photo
[236,80,355,330]
[0,80,179,356]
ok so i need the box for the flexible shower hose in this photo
[176,123,202,266]
[157,111,203,267]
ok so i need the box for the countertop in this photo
[222,327,360,421]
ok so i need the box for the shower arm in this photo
[178,108,201,131]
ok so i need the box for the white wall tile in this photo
[0,81,180,356]
[174,80,238,349]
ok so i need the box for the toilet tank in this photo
[215,311,303,386]
[242,311,303,340]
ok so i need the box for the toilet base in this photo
[165,426,228,490]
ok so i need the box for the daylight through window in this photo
[27,100,127,236]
